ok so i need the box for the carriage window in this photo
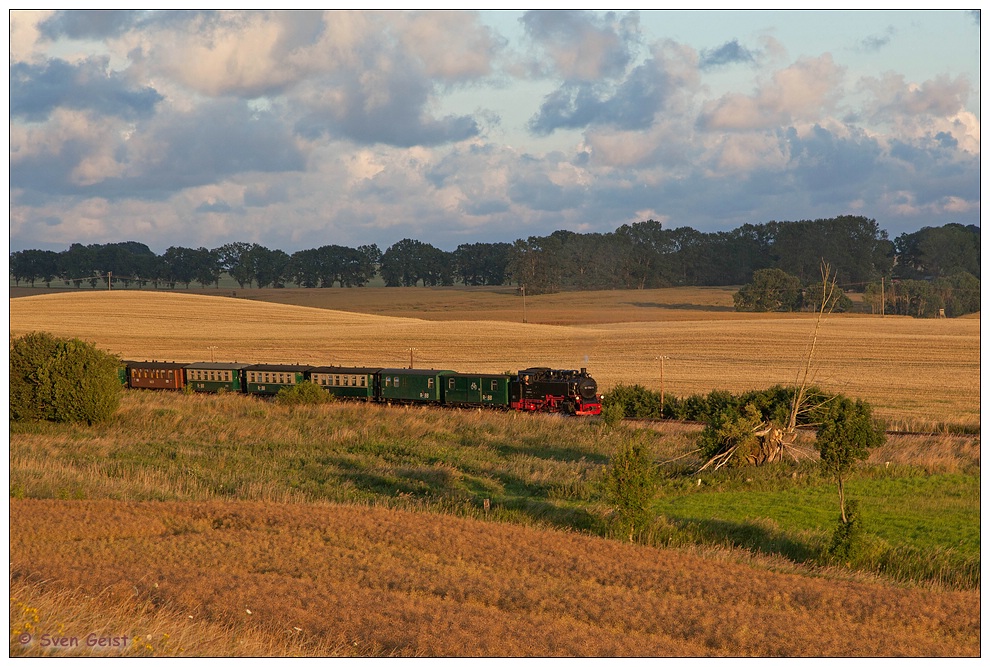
[491,380,498,391]
[449,378,456,390]
[385,377,391,387]
[428,378,434,389]
[394,377,400,387]
[360,376,366,387]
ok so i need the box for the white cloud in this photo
[700,54,845,131]
[9,10,54,63]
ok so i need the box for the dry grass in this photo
[9,290,981,428]
[9,499,980,657]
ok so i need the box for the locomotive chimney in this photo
[581,367,587,375]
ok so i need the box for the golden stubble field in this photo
[8,289,981,427]
[9,499,980,657]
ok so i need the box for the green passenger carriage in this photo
[309,366,382,401]
[185,362,250,393]
[243,364,312,396]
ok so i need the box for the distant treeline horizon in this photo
[10,217,980,302]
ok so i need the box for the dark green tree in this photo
[934,271,980,317]
[614,219,670,289]
[380,239,452,287]
[249,245,290,288]
[191,247,222,287]
[217,242,256,288]
[814,396,886,525]
[162,246,197,288]
[733,268,803,311]
[10,332,121,424]
[894,223,980,280]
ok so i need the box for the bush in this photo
[275,381,334,406]
[825,499,865,564]
[600,438,658,542]
[10,332,121,424]
[599,399,625,428]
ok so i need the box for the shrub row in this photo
[603,383,833,425]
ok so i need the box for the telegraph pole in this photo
[657,355,669,418]
[408,347,416,369]
[880,276,887,317]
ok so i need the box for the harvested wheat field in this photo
[9,499,980,657]
[9,290,981,428]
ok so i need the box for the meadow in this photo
[8,288,982,656]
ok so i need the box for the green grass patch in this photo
[654,472,979,557]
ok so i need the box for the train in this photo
[120,359,602,416]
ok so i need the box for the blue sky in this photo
[8,9,981,255]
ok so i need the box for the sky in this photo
[7,9,982,255]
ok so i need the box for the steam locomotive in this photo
[122,360,602,416]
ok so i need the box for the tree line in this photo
[9,217,979,315]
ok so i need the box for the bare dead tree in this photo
[694,261,841,473]
[787,261,840,434]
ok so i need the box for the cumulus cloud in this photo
[11,99,306,200]
[699,54,845,131]
[521,10,640,81]
[859,72,971,120]
[10,56,162,121]
[529,40,700,136]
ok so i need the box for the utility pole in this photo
[881,276,885,317]
[408,347,416,369]
[207,346,218,363]
[521,285,527,323]
[107,271,112,290]
[657,355,669,418]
